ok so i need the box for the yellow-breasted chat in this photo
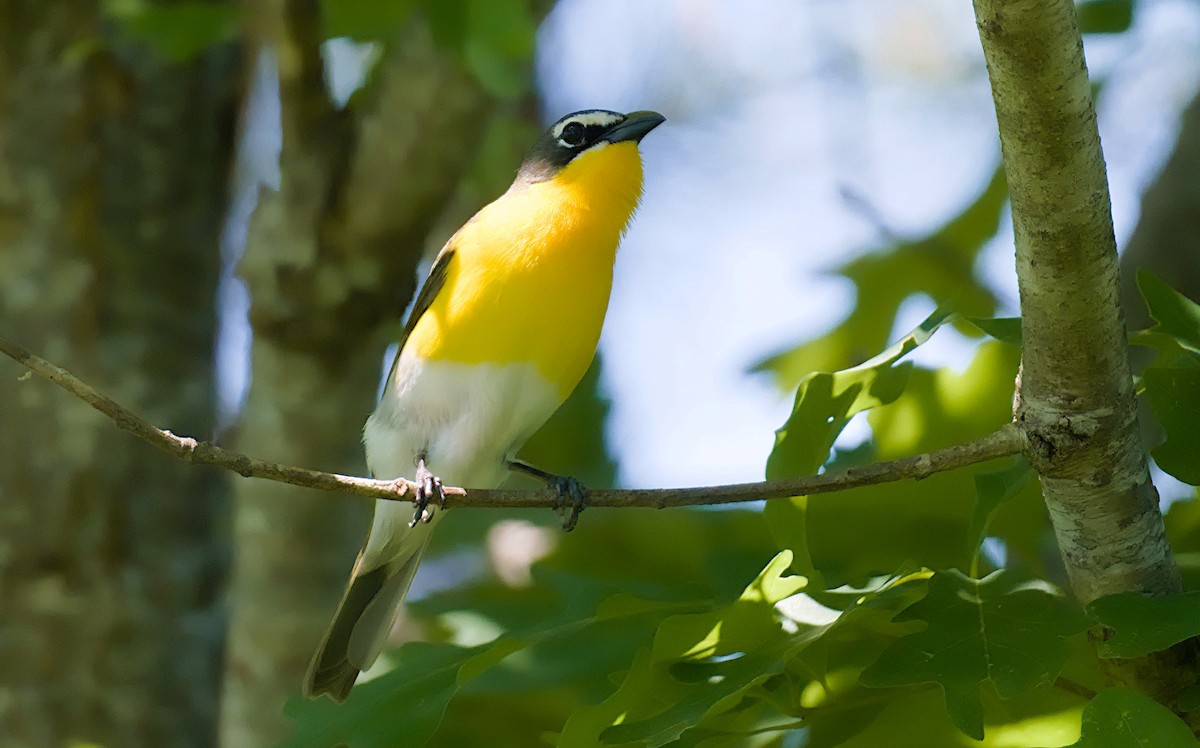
[305,108,664,702]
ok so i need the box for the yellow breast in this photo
[406,141,645,397]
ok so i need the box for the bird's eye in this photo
[560,121,586,147]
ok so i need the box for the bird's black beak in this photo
[603,111,666,145]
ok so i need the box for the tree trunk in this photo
[218,4,509,744]
[0,2,241,745]
[972,0,1194,706]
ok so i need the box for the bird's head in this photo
[515,109,665,189]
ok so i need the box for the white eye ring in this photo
[558,121,586,148]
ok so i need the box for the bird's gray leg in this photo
[506,459,588,532]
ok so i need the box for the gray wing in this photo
[384,245,456,384]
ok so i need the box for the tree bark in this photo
[973,0,1193,705]
[0,2,241,745]
[217,4,512,744]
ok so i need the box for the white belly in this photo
[363,349,563,490]
[359,350,563,564]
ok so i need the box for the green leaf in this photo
[861,569,1090,740]
[764,360,912,481]
[966,458,1034,575]
[419,0,535,98]
[1057,688,1199,747]
[1077,0,1135,35]
[1087,591,1200,658]
[1137,269,1200,360]
[1179,685,1200,713]
[286,567,710,747]
[755,167,1005,388]
[421,0,469,48]
[435,590,707,747]
[321,0,418,39]
[407,505,777,746]
[964,316,1022,347]
[827,685,1085,748]
[462,0,536,98]
[1164,491,1200,590]
[786,570,932,701]
[1128,331,1198,371]
[105,0,241,61]
[281,642,487,748]
[583,568,933,748]
[789,342,1036,586]
[764,310,952,577]
[1144,367,1200,485]
[650,552,807,662]
[802,583,1094,747]
[558,552,816,747]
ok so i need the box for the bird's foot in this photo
[549,474,588,532]
[505,460,588,531]
[409,458,445,528]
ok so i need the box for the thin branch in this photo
[1053,676,1097,702]
[0,334,1022,509]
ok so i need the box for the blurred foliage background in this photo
[1,0,1199,746]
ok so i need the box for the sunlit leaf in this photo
[413,506,776,747]
[861,569,1089,740]
[824,685,1084,748]
[556,553,821,746]
[432,591,705,747]
[1054,688,1198,748]
[583,567,929,748]
[785,570,931,712]
[1087,591,1200,658]
[651,552,807,663]
[793,343,1037,586]
[764,310,952,578]
[288,572,707,747]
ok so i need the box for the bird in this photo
[304,108,665,701]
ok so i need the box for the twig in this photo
[0,334,1023,509]
[1053,676,1097,702]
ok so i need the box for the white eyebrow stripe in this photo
[551,111,624,139]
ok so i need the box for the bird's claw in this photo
[549,475,588,532]
[409,460,445,528]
